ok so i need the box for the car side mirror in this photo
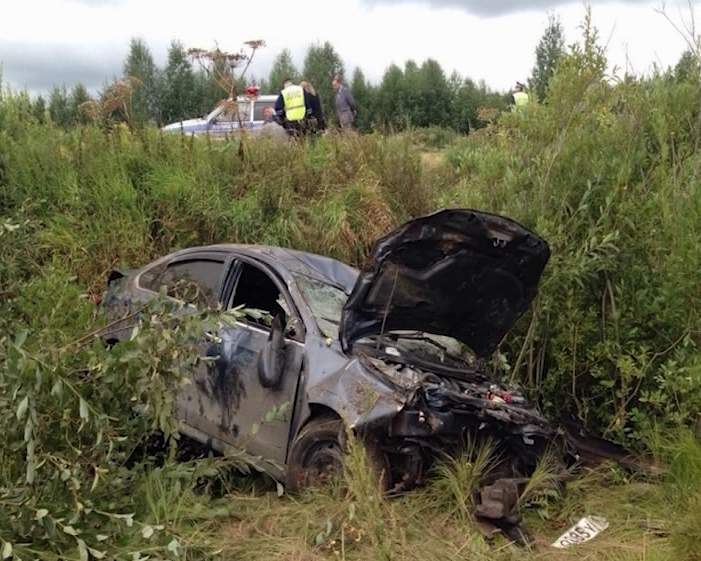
[258,314,287,389]
[284,316,300,339]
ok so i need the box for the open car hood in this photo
[339,209,550,357]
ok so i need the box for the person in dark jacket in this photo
[332,75,357,130]
[300,81,325,133]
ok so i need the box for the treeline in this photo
[26,38,512,133]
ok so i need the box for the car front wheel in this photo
[286,415,390,491]
[286,416,345,490]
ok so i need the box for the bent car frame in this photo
[102,209,573,533]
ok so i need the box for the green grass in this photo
[208,438,695,561]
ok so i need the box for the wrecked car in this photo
[102,209,562,527]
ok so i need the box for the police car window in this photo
[216,102,250,123]
[159,259,225,308]
[253,100,275,121]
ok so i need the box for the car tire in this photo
[286,416,345,491]
[286,415,390,492]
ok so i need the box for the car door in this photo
[189,256,305,466]
[140,252,231,437]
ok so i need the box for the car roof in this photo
[168,244,359,293]
[239,95,278,102]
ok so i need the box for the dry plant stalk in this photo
[78,76,142,129]
[188,40,265,100]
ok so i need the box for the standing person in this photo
[512,82,529,111]
[275,78,310,137]
[300,80,326,133]
[332,75,357,130]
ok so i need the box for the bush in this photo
[440,31,701,446]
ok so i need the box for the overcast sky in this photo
[0,0,696,96]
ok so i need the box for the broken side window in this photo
[230,263,287,330]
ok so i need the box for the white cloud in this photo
[0,0,692,95]
[360,0,654,17]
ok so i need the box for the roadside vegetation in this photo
[1,14,700,561]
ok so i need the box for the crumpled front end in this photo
[306,352,570,542]
[355,355,564,491]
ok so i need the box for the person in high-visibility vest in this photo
[274,79,312,136]
[512,82,529,111]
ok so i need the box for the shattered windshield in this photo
[294,275,347,339]
[293,274,477,369]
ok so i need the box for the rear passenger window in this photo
[155,259,224,307]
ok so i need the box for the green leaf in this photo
[167,539,179,555]
[14,330,28,348]
[35,508,49,520]
[88,547,106,559]
[79,398,89,420]
[16,395,29,420]
[1,542,12,560]
[24,418,32,443]
[77,539,89,561]
[63,525,78,536]
[51,379,63,397]
[26,456,36,484]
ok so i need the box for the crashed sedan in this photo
[102,209,562,528]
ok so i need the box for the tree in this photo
[449,77,507,133]
[302,42,344,125]
[375,64,404,129]
[32,95,47,123]
[401,60,421,127]
[529,14,565,102]
[416,58,451,127]
[69,83,92,125]
[161,40,198,123]
[674,49,700,82]
[268,49,299,92]
[48,86,73,127]
[123,38,160,124]
[350,67,374,132]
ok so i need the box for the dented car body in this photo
[102,209,563,508]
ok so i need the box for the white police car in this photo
[162,90,277,136]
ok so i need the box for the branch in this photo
[656,2,700,56]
